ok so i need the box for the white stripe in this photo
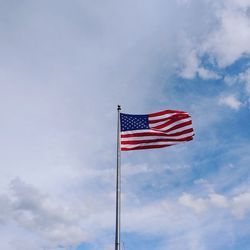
[121,129,160,135]
[149,119,170,127]
[121,139,192,149]
[150,117,192,131]
[121,141,180,149]
[121,131,194,141]
[148,112,186,121]
[149,117,191,129]
[166,124,193,135]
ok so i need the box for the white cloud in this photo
[209,193,228,208]
[179,0,250,79]
[223,68,250,111]
[178,190,250,220]
[218,94,242,110]
[202,5,250,67]
[1,177,246,250]
[179,193,209,213]
[194,178,215,193]
[0,178,89,249]
[178,42,220,80]
[227,0,250,10]
[239,67,250,94]
[232,192,250,218]
[224,75,238,86]
[179,50,200,79]
[177,0,192,5]
[197,67,220,80]
[223,67,250,99]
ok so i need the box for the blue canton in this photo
[120,113,149,131]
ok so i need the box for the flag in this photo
[120,109,194,151]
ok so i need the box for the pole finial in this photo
[117,105,121,111]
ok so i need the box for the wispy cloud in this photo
[219,95,242,110]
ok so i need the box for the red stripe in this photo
[121,127,194,138]
[121,136,193,145]
[121,144,176,151]
[163,121,192,133]
[148,113,190,124]
[149,115,191,129]
[121,131,168,138]
[165,128,194,136]
[148,117,171,124]
[148,109,186,117]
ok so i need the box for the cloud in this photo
[2,174,250,249]
[202,2,250,67]
[178,48,220,80]
[210,193,229,208]
[223,67,250,104]
[227,0,250,10]
[197,67,220,80]
[179,190,250,220]
[0,178,89,249]
[179,0,250,80]
[218,94,242,110]
[179,193,209,213]
[239,67,250,94]
[179,49,200,79]
[232,192,250,218]
[120,187,250,249]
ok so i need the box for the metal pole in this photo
[115,105,121,250]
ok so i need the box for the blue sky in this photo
[1,0,250,249]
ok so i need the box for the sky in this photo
[1,0,250,249]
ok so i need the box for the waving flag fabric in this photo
[120,109,194,151]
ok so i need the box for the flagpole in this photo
[115,105,121,250]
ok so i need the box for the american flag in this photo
[120,109,194,151]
